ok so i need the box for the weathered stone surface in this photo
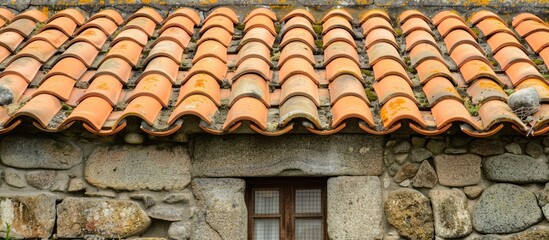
[4,168,25,188]
[0,135,82,169]
[484,153,549,183]
[130,194,156,208]
[427,140,446,154]
[85,144,191,191]
[386,140,397,148]
[505,143,522,154]
[412,137,426,147]
[164,192,193,204]
[393,141,411,153]
[429,189,472,238]
[444,148,468,154]
[84,189,116,198]
[168,221,191,240]
[385,189,434,240]
[469,235,503,240]
[434,154,481,187]
[412,161,438,188]
[535,183,549,220]
[464,186,485,199]
[472,184,542,234]
[25,171,56,190]
[409,148,433,163]
[394,163,419,183]
[525,142,544,158]
[508,87,540,110]
[56,198,151,238]
[384,152,395,166]
[193,135,384,177]
[388,163,399,176]
[49,173,69,192]
[191,178,247,240]
[147,205,188,221]
[395,153,408,164]
[328,176,383,240]
[470,139,505,156]
[399,179,411,187]
[506,226,549,240]
[0,194,56,239]
[124,132,145,144]
[67,178,86,192]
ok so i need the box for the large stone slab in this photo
[85,144,191,191]
[192,134,383,177]
[0,135,82,169]
[0,194,56,239]
[385,189,434,240]
[472,184,542,234]
[327,176,383,240]
[191,178,247,240]
[434,154,481,187]
[429,189,472,238]
[56,198,151,238]
[483,153,549,183]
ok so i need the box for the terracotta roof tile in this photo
[0,7,546,137]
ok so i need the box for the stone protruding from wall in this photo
[0,135,82,169]
[191,178,247,240]
[472,184,543,234]
[192,134,384,177]
[56,198,151,238]
[327,176,383,239]
[0,194,56,239]
[429,189,472,238]
[483,153,549,183]
[385,189,434,240]
[85,145,191,191]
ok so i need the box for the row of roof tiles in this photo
[0,7,546,137]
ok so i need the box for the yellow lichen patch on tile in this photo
[41,6,49,16]
[199,0,218,5]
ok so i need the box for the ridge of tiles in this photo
[0,7,547,137]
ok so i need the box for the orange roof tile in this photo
[0,7,546,137]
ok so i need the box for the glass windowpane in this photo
[295,189,322,213]
[255,190,279,214]
[254,219,280,240]
[295,219,323,240]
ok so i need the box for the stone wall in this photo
[0,132,549,239]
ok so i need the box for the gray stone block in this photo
[327,176,383,240]
[84,144,191,191]
[483,153,549,183]
[191,178,247,240]
[192,134,383,177]
[0,135,82,169]
[472,184,542,234]
[56,197,151,238]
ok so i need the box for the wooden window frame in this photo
[245,178,327,240]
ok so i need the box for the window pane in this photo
[295,219,323,240]
[255,190,279,214]
[254,219,280,240]
[295,189,322,213]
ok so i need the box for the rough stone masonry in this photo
[0,133,548,239]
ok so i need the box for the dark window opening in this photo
[245,178,327,240]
